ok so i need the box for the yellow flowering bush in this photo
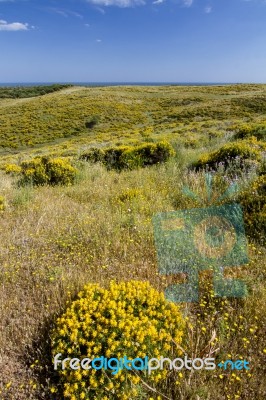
[233,122,266,141]
[193,139,265,171]
[51,280,185,399]
[19,156,78,186]
[5,163,22,175]
[47,158,78,186]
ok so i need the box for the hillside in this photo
[0,84,266,165]
[0,84,265,400]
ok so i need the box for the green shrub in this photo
[80,141,175,171]
[20,157,48,186]
[19,156,78,186]
[0,84,72,99]
[51,280,185,400]
[85,115,100,129]
[80,148,105,163]
[121,141,175,169]
[193,139,265,171]
[104,146,131,170]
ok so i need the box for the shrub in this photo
[85,115,100,129]
[238,175,266,243]
[104,146,131,170]
[51,280,185,400]
[121,141,175,169]
[5,163,22,175]
[193,139,265,171]
[0,84,72,99]
[80,141,175,171]
[233,123,266,141]
[20,157,48,186]
[80,148,105,163]
[19,156,78,186]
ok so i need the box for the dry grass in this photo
[0,160,265,399]
[0,84,266,399]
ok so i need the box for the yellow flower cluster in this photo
[19,156,77,186]
[4,163,22,175]
[52,280,185,399]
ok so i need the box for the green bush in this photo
[0,84,72,99]
[80,141,175,171]
[121,141,175,169]
[80,148,105,163]
[193,139,265,171]
[104,146,131,170]
[19,156,78,186]
[85,115,100,129]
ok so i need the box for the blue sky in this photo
[0,0,266,83]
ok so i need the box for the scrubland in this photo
[0,84,265,400]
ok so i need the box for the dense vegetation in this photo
[0,84,265,400]
[0,83,265,157]
[0,84,72,99]
[80,141,175,170]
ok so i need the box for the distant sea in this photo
[0,82,237,87]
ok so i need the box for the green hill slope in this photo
[0,84,265,165]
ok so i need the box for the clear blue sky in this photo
[0,0,266,83]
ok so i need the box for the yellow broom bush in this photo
[19,156,78,186]
[193,138,265,171]
[51,280,185,400]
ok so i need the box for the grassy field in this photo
[0,84,265,400]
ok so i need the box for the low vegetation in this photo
[0,84,72,99]
[80,141,175,170]
[193,138,266,172]
[0,84,265,400]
